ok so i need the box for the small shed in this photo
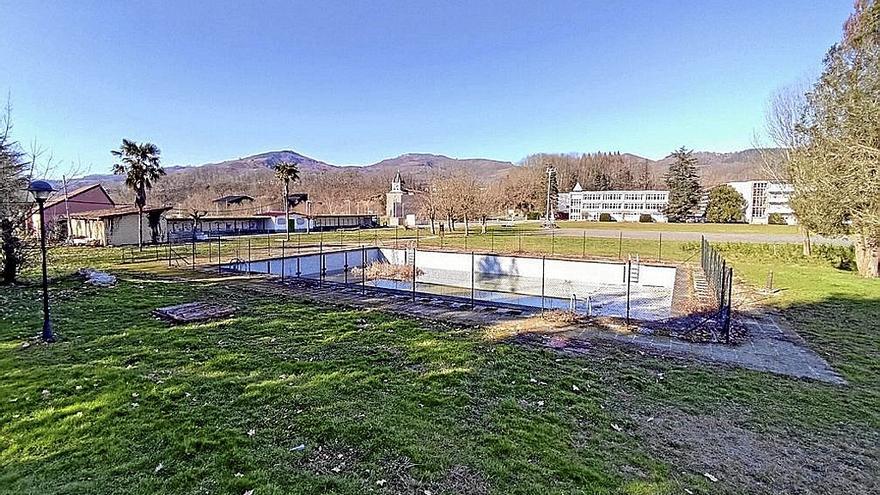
[69,205,172,246]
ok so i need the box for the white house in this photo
[726,181,797,224]
[559,183,670,222]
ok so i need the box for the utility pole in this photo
[544,165,557,229]
[62,175,71,243]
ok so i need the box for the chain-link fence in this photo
[103,227,743,333]
[219,243,679,325]
[700,236,734,341]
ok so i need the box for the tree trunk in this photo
[801,227,812,257]
[464,214,469,237]
[429,215,436,235]
[1,219,19,285]
[138,206,144,250]
[481,217,487,234]
[284,180,291,241]
[854,235,880,278]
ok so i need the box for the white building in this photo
[726,181,797,224]
[385,171,420,227]
[559,183,670,222]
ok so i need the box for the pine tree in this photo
[663,147,701,222]
[0,105,29,284]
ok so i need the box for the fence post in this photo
[361,245,366,294]
[247,239,251,276]
[411,248,416,301]
[625,260,632,325]
[320,251,325,287]
[540,256,546,314]
[618,232,623,260]
[296,255,301,278]
[471,251,476,308]
[167,237,171,267]
[344,250,348,284]
[491,231,495,253]
[658,232,662,262]
[725,267,734,343]
[217,236,221,274]
[281,241,286,280]
[191,238,196,270]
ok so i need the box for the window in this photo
[752,182,768,218]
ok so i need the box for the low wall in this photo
[226,247,675,289]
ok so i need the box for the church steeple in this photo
[391,170,403,192]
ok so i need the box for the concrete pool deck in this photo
[232,274,845,385]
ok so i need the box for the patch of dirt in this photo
[377,458,490,495]
[439,464,490,495]
[630,407,880,495]
[301,441,362,476]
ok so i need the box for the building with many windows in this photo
[558,180,797,224]
[726,181,797,224]
[558,183,670,222]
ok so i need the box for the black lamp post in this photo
[28,180,56,343]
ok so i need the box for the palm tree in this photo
[274,161,300,240]
[112,139,165,250]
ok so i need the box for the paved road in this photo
[552,228,851,245]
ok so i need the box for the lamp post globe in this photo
[28,180,56,342]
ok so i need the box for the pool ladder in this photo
[569,294,593,316]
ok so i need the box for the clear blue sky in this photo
[2,0,852,177]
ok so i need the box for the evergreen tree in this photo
[663,147,701,222]
[0,107,28,284]
[705,185,746,223]
[543,166,559,221]
[636,160,653,189]
[588,168,612,191]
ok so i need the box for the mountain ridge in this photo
[74,147,778,187]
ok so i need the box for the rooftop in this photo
[70,205,172,220]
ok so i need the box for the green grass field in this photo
[1,239,877,494]
[537,221,801,234]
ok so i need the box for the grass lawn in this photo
[548,221,800,235]
[1,244,877,494]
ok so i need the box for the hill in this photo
[651,148,781,185]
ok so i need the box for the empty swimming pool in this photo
[223,247,678,321]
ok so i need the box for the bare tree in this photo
[760,81,814,255]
